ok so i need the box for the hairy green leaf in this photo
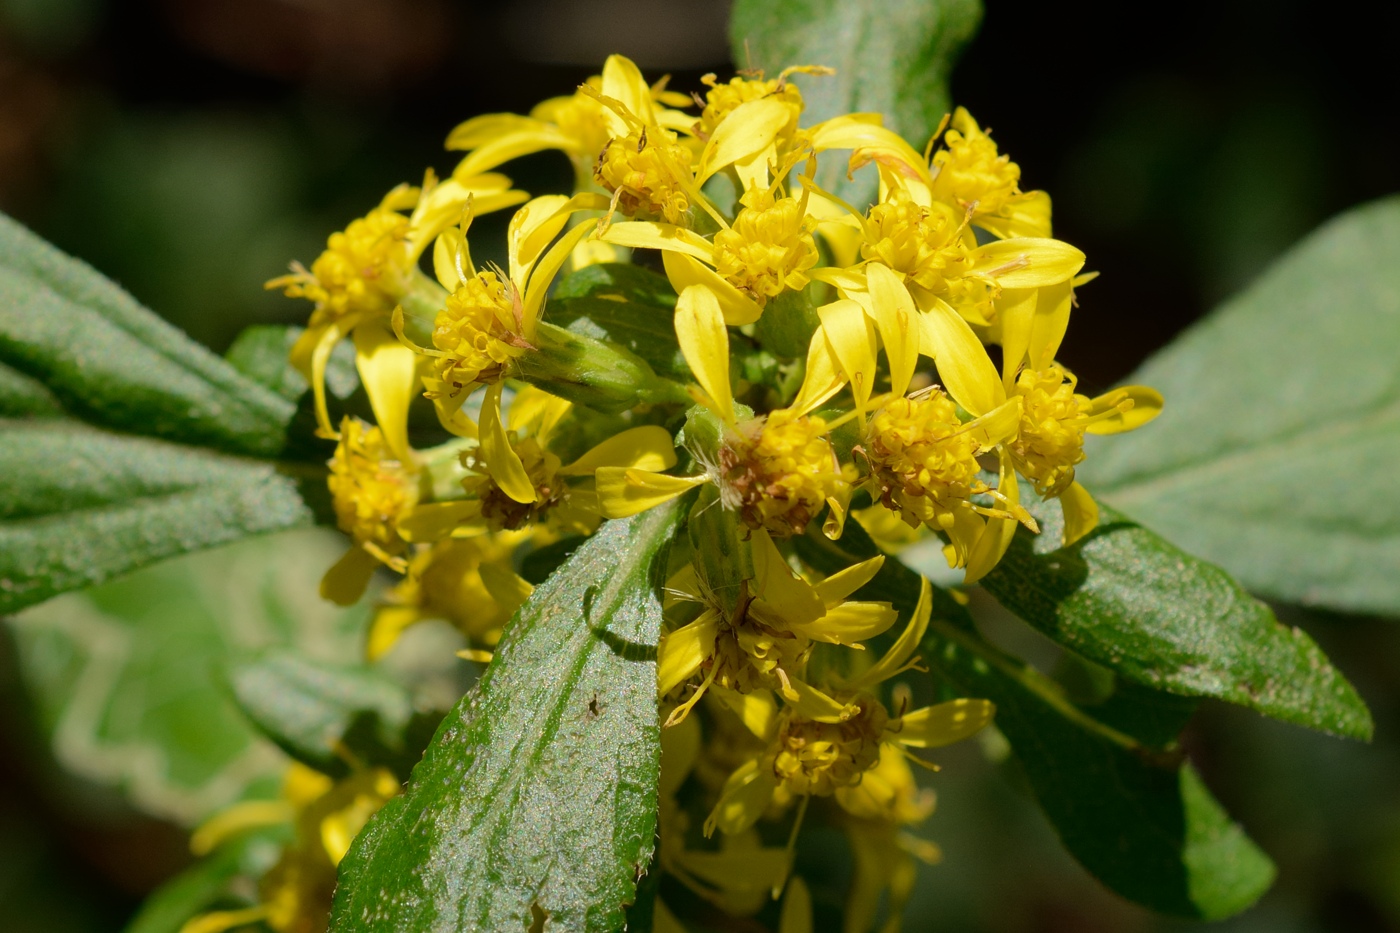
[0,420,318,614]
[227,647,440,780]
[800,524,1275,919]
[330,502,683,933]
[982,501,1372,741]
[0,211,294,457]
[1080,196,1400,616]
[7,529,367,825]
[730,0,981,201]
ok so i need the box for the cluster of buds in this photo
[272,54,1161,932]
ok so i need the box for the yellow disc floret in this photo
[327,418,415,566]
[594,129,693,224]
[429,270,526,395]
[931,109,1022,218]
[861,189,980,308]
[773,696,887,797]
[712,188,819,305]
[271,196,416,327]
[864,392,988,528]
[695,72,804,141]
[722,411,842,538]
[1009,364,1091,497]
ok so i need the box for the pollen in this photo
[594,130,693,224]
[327,418,415,563]
[273,205,413,326]
[712,189,819,305]
[429,270,526,395]
[722,410,842,538]
[773,696,888,797]
[1010,364,1090,497]
[864,393,987,528]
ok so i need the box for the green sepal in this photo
[522,321,691,412]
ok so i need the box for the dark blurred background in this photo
[1,1,1397,930]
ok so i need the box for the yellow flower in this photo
[839,747,941,933]
[401,193,607,438]
[929,107,1052,240]
[273,174,525,446]
[321,417,418,606]
[366,532,533,662]
[658,528,896,725]
[594,124,696,225]
[859,389,1036,577]
[595,284,848,530]
[703,580,994,838]
[446,55,696,193]
[180,764,400,933]
[398,385,678,542]
[1007,363,1162,545]
[597,155,821,324]
[711,183,821,306]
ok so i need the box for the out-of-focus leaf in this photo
[549,264,686,379]
[0,360,62,416]
[0,218,337,612]
[730,0,981,201]
[123,832,283,933]
[0,420,318,615]
[0,211,294,457]
[331,502,683,933]
[982,500,1372,741]
[224,324,359,404]
[1080,196,1400,616]
[800,524,1276,920]
[227,648,441,781]
[7,529,367,826]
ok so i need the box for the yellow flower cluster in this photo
[269,53,1164,933]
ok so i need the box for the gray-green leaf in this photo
[981,500,1373,741]
[730,0,982,201]
[330,501,683,933]
[0,420,317,614]
[1080,196,1400,616]
[0,211,294,457]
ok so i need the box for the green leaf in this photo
[227,647,441,780]
[730,0,982,201]
[0,420,318,614]
[330,501,684,933]
[1080,196,1400,616]
[225,324,359,404]
[0,360,62,416]
[549,263,687,379]
[981,500,1373,741]
[0,211,294,457]
[123,833,283,933]
[799,524,1276,919]
[7,528,367,825]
